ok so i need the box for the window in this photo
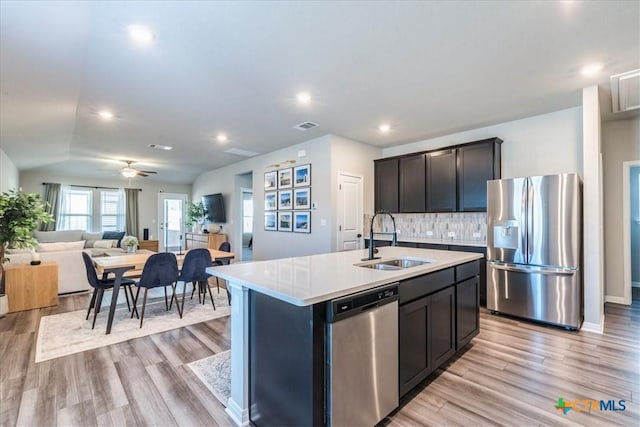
[58,187,125,232]
[58,189,92,231]
[100,190,125,231]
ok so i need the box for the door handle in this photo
[489,262,576,276]
[357,233,362,238]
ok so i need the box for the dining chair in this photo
[175,248,215,316]
[81,252,137,329]
[213,241,232,304]
[130,252,180,328]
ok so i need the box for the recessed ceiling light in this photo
[580,63,603,76]
[127,24,154,45]
[98,110,114,120]
[379,123,391,133]
[148,143,173,151]
[216,134,229,143]
[296,92,311,104]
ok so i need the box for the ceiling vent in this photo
[610,69,640,113]
[225,148,259,157]
[293,121,319,131]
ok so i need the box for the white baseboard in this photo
[605,295,628,304]
[581,313,604,334]
[633,281,640,288]
[226,398,250,427]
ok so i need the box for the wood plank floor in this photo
[1,289,638,426]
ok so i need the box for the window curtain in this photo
[40,183,61,231]
[125,188,139,237]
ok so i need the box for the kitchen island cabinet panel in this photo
[456,277,480,350]
[430,286,456,368]
[399,296,432,397]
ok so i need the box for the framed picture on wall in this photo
[264,192,277,211]
[278,211,293,232]
[264,171,277,190]
[278,168,293,189]
[294,188,310,209]
[294,164,311,187]
[293,211,311,233]
[264,212,277,231]
[278,190,292,209]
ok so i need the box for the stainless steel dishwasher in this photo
[327,283,399,426]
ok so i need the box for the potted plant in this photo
[122,235,139,253]
[0,190,54,317]
[186,201,205,233]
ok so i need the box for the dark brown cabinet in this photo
[374,158,399,213]
[399,295,432,397]
[430,286,456,367]
[457,138,502,211]
[456,277,480,350]
[399,154,426,212]
[373,137,501,213]
[427,149,457,212]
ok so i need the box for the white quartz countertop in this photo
[206,246,482,306]
[365,234,486,247]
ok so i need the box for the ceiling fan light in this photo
[121,168,137,178]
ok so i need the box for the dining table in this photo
[92,248,235,334]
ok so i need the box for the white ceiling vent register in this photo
[610,69,640,113]
[293,121,319,131]
[225,148,259,157]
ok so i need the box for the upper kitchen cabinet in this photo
[399,154,426,212]
[427,149,457,212]
[374,157,399,213]
[457,138,502,211]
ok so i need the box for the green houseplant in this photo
[186,201,205,231]
[0,190,54,316]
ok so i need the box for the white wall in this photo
[19,171,191,239]
[382,107,583,178]
[193,135,335,261]
[631,166,640,284]
[602,117,640,300]
[330,136,382,248]
[0,148,19,192]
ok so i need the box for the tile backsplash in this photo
[364,212,487,243]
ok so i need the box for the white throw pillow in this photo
[93,239,117,249]
[37,241,86,252]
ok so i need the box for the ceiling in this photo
[1,1,638,184]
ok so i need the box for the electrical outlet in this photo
[426,231,434,236]
[472,232,481,238]
[447,231,456,238]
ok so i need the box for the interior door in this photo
[157,193,187,252]
[337,173,363,251]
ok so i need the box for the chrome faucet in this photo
[364,210,397,261]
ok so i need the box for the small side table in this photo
[5,261,58,312]
[138,239,159,252]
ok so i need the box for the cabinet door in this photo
[399,154,426,213]
[427,149,457,212]
[430,286,456,368]
[399,296,431,397]
[375,158,399,213]
[450,245,486,307]
[457,140,501,211]
[456,277,480,350]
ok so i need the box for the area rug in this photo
[188,350,231,407]
[35,289,230,363]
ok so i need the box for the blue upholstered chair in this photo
[82,252,137,329]
[131,252,180,327]
[213,241,232,304]
[176,248,215,314]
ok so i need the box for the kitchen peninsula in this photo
[207,246,483,426]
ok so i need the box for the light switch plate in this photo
[320,219,326,226]
[473,232,481,238]
[426,231,433,236]
[447,232,456,238]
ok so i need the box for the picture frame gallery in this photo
[264,164,311,233]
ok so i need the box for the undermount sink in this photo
[357,257,432,271]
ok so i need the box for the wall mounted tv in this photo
[202,193,226,223]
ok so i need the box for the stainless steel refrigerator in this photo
[486,173,582,329]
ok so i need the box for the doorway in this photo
[242,188,254,261]
[336,172,363,251]
[158,193,188,252]
[623,161,640,305]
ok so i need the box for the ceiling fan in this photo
[120,160,157,178]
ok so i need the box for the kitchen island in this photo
[206,246,482,426]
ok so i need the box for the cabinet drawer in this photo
[399,268,454,304]
[455,260,479,282]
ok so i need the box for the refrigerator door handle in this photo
[528,177,534,259]
[521,178,528,262]
[489,261,576,276]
